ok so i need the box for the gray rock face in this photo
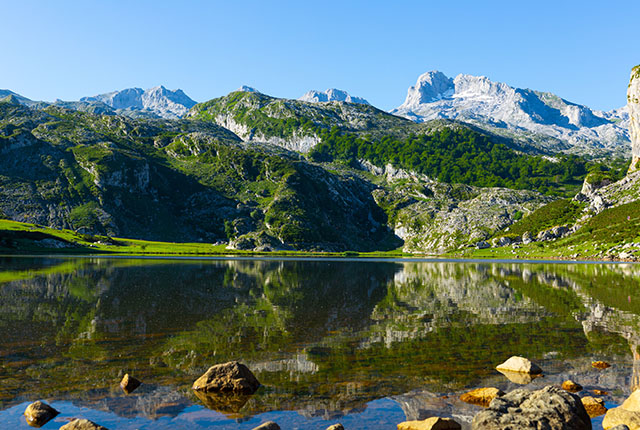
[81,86,196,119]
[471,385,591,430]
[393,71,629,157]
[629,65,640,172]
[299,88,369,105]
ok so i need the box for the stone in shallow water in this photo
[120,373,141,394]
[59,419,109,430]
[397,417,462,430]
[471,385,590,430]
[192,390,252,417]
[592,360,611,369]
[459,387,504,407]
[562,380,583,392]
[251,422,280,430]
[495,356,542,374]
[192,361,260,394]
[24,401,59,427]
[326,425,344,430]
[581,396,606,418]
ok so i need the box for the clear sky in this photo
[1,0,638,111]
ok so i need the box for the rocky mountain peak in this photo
[299,88,369,105]
[237,85,260,93]
[81,86,196,119]
[629,65,640,172]
[392,70,630,157]
[398,70,454,109]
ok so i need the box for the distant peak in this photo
[299,88,369,105]
[237,85,259,93]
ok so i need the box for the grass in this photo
[0,219,408,257]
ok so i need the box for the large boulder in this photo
[496,356,542,374]
[24,401,59,427]
[192,361,260,394]
[251,422,281,430]
[471,385,591,430]
[603,389,640,429]
[59,419,109,430]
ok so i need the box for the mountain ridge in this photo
[392,71,630,157]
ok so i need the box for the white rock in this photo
[299,88,369,105]
[628,65,640,172]
[496,356,542,374]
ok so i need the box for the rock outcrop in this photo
[471,385,591,430]
[581,396,607,418]
[299,88,369,105]
[629,65,640,173]
[392,71,630,157]
[192,361,260,394]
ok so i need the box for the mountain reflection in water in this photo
[1,257,640,429]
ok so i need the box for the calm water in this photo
[1,257,639,429]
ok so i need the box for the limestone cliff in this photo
[629,65,640,172]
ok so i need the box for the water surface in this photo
[1,257,639,429]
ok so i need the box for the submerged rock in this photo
[496,369,540,385]
[24,401,59,427]
[59,419,109,430]
[192,390,252,417]
[562,380,583,393]
[397,417,462,430]
[471,385,591,430]
[460,387,504,407]
[120,373,141,394]
[192,361,260,394]
[496,356,542,374]
[581,396,606,418]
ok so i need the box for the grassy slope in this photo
[0,219,407,257]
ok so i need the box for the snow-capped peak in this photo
[237,85,260,93]
[299,88,369,105]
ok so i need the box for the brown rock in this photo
[561,380,583,393]
[120,373,141,394]
[24,401,59,427]
[592,360,611,369]
[59,419,109,430]
[397,417,462,430]
[581,396,607,417]
[251,422,281,430]
[326,425,344,430]
[192,361,260,394]
[593,389,608,395]
[459,387,504,407]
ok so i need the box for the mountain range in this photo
[2,72,630,157]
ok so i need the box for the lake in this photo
[0,256,638,429]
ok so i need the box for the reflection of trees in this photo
[3,258,640,419]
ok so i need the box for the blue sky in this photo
[1,0,638,111]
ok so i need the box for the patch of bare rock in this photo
[397,417,462,430]
[59,419,109,430]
